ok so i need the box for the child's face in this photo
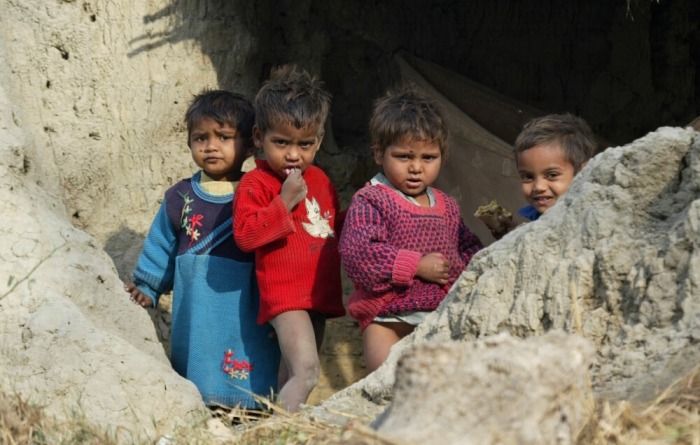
[254,122,323,179]
[517,143,576,214]
[374,137,442,202]
[189,117,250,181]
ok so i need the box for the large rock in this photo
[374,332,594,445]
[0,57,207,444]
[0,174,208,441]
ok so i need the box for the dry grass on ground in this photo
[1,365,698,444]
[578,365,700,444]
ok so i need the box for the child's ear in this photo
[252,126,263,149]
[313,131,325,153]
[372,144,383,165]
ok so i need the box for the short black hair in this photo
[184,90,255,147]
[254,65,331,135]
[514,113,598,172]
[369,85,449,158]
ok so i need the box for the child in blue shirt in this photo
[487,113,598,238]
[124,90,280,409]
[515,113,598,220]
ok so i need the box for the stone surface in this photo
[374,332,595,445]
[0,163,209,441]
[0,4,212,440]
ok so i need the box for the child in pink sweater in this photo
[339,87,483,372]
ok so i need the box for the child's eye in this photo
[545,172,560,179]
[519,174,533,183]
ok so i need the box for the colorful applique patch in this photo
[178,191,204,246]
[221,349,253,380]
[302,197,334,238]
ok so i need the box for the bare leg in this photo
[269,310,323,412]
[362,321,415,373]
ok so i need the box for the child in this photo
[232,65,345,412]
[339,87,483,373]
[482,113,599,239]
[124,90,280,409]
[514,113,598,221]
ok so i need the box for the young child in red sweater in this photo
[339,86,483,372]
[232,65,345,412]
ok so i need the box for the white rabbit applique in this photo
[302,197,334,238]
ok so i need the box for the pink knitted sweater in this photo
[339,184,483,330]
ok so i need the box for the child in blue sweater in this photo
[486,113,599,239]
[515,113,598,220]
[124,90,280,409]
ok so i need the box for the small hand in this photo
[489,218,520,240]
[280,169,307,211]
[416,252,451,285]
[124,282,154,308]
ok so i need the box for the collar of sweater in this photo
[370,172,436,207]
[199,171,238,196]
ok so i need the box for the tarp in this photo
[395,52,543,244]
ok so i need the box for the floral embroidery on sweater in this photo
[178,191,204,246]
[221,349,253,380]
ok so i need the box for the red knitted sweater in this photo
[339,184,483,330]
[233,160,345,324]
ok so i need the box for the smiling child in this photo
[515,113,599,220]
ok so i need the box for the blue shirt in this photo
[518,205,541,221]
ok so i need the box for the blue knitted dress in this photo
[132,171,280,408]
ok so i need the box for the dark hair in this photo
[369,85,449,157]
[514,113,598,172]
[184,90,255,147]
[254,65,331,135]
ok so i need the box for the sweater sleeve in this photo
[131,201,177,307]
[339,191,421,292]
[233,173,295,252]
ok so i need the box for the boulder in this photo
[0,73,208,443]
[375,332,594,445]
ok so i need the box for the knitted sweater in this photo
[132,171,280,408]
[339,183,483,330]
[233,160,345,324]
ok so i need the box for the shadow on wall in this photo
[126,0,263,94]
[104,226,145,283]
[104,226,172,359]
